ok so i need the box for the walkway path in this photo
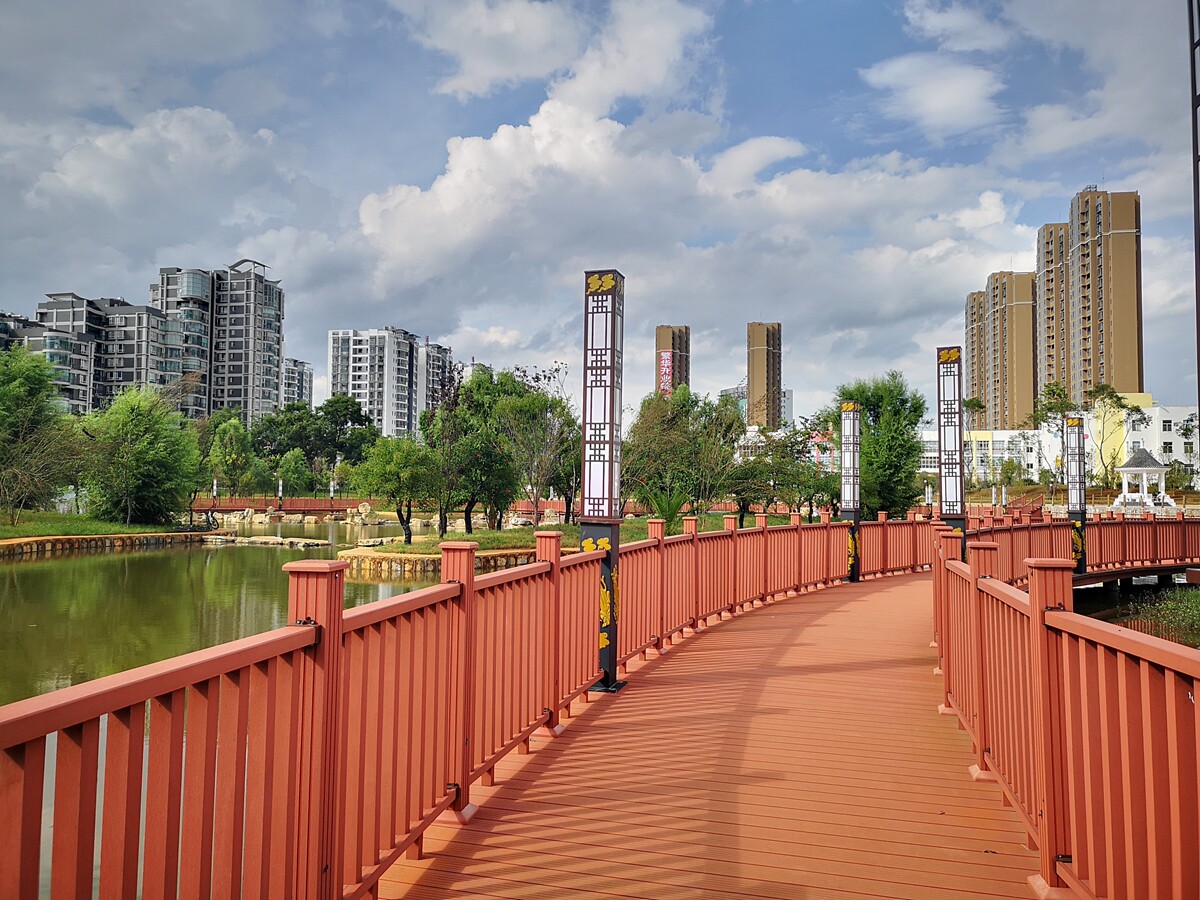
[381,573,1036,899]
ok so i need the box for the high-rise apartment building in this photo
[746,322,782,429]
[654,325,690,393]
[150,259,285,424]
[1065,188,1142,403]
[327,327,452,437]
[1036,223,1070,397]
[1,308,96,415]
[35,293,182,411]
[963,272,1036,430]
[282,357,314,409]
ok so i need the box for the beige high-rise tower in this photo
[654,325,690,393]
[746,322,782,428]
[964,272,1035,430]
[1065,188,1142,403]
[1036,222,1070,397]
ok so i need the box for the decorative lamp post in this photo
[1001,484,1008,509]
[924,481,933,516]
[211,478,218,503]
[277,477,284,508]
[1066,415,1087,574]
[580,268,626,692]
[936,347,966,541]
[840,400,861,582]
[329,479,336,503]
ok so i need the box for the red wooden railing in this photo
[0,513,928,898]
[932,527,1200,900]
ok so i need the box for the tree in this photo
[252,403,323,470]
[316,395,380,466]
[493,369,577,525]
[1020,381,1076,501]
[829,371,926,517]
[355,437,435,543]
[1083,383,1148,489]
[277,448,314,496]
[622,386,744,516]
[0,347,77,525]
[82,388,201,525]
[550,419,582,525]
[962,397,986,488]
[208,419,255,498]
[728,454,775,527]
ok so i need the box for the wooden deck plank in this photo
[381,573,1037,899]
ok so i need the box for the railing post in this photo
[819,509,832,584]
[647,519,668,652]
[907,510,918,573]
[283,559,349,900]
[966,542,999,783]
[930,524,951,653]
[724,515,739,617]
[1026,558,1076,898]
[755,513,769,604]
[536,531,565,736]
[440,542,480,823]
[877,511,889,575]
[683,517,701,630]
[790,511,804,592]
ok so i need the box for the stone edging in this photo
[337,546,573,579]
[0,531,217,561]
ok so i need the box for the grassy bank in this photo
[1121,587,1200,648]
[0,511,180,541]
[374,513,805,556]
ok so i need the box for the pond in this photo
[1,537,434,705]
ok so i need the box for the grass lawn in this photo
[0,511,181,541]
[375,512,805,556]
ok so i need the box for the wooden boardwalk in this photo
[381,572,1037,900]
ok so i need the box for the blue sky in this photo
[1,0,1193,417]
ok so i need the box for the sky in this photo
[1,0,1195,422]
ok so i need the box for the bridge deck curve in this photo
[381,573,1037,899]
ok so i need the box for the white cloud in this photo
[860,53,1006,139]
[549,0,713,117]
[903,0,1012,52]
[992,0,1186,165]
[389,0,588,99]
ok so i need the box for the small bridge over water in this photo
[1,513,1197,899]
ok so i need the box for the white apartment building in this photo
[327,327,452,437]
[282,357,313,409]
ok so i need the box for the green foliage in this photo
[355,437,436,543]
[622,386,744,515]
[82,388,201,525]
[1123,588,1200,648]
[208,419,255,496]
[0,346,78,525]
[1165,460,1193,492]
[276,448,313,495]
[998,457,1025,487]
[316,394,380,465]
[491,366,577,524]
[644,487,690,535]
[1084,383,1147,489]
[830,371,926,517]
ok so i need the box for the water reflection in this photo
[0,543,433,705]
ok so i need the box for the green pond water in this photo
[1,534,432,705]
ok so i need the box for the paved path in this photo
[382,573,1037,899]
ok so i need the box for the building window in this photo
[1163,420,1173,432]
[1164,442,1174,455]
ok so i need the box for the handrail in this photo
[932,526,1200,898]
[0,514,937,900]
[0,625,317,749]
